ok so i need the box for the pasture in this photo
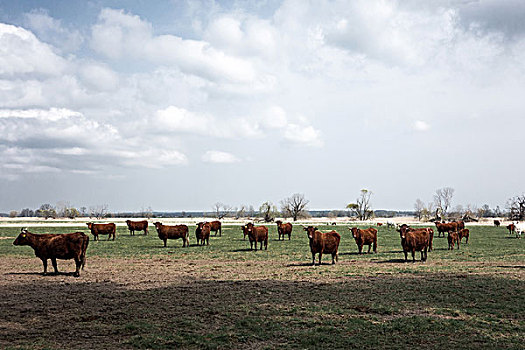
[0,223,524,349]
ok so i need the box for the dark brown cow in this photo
[456,221,465,231]
[244,223,268,250]
[507,223,516,235]
[303,226,340,265]
[349,227,377,254]
[126,220,148,235]
[241,225,249,240]
[434,221,458,238]
[13,228,89,277]
[376,223,383,226]
[209,220,222,236]
[86,222,116,241]
[399,226,430,262]
[448,231,460,250]
[195,222,211,246]
[153,222,189,247]
[275,220,293,240]
[397,224,434,251]
[494,220,501,227]
[458,228,470,244]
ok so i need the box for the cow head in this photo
[13,228,30,246]
[196,222,208,230]
[153,222,162,229]
[348,227,360,238]
[86,222,93,229]
[245,222,255,234]
[275,220,282,227]
[303,226,317,239]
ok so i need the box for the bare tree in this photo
[9,210,18,218]
[259,201,278,222]
[280,193,310,221]
[90,204,108,219]
[346,189,373,220]
[507,194,525,221]
[212,202,232,220]
[235,205,247,219]
[433,187,454,219]
[414,199,425,221]
[37,204,57,219]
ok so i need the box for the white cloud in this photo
[414,120,430,132]
[283,123,323,147]
[202,150,240,164]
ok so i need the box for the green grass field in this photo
[0,223,523,349]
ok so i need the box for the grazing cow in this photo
[153,222,189,247]
[397,224,434,251]
[458,228,470,244]
[448,231,460,250]
[349,227,377,254]
[434,222,458,238]
[243,223,268,250]
[515,222,524,239]
[376,223,383,227]
[86,222,116,241]
[13,228,89,277]
[275,220,293,240]
[303,226,340,265]
[126,220,148,236]
[209,220,222,236]
[399,226,430,262]
[507,223,516,235]
[195,222,211,246]
[494,220,501,227]
[331,222,337,226]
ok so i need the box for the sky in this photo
[0,0,524,213]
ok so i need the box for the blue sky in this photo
[0,0,524,212]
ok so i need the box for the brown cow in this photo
[303,226,340,265]
[397,224,434,251]
[244,223,268,250]
[275,220,293,240]
[13,228,89,277]
[507,223,516,235]
[377,223,383,226]
[209,220,222,236]
[458,228,469,244]
[126,220,148,236]
[153,222,189,247]
[448,231,460,250]
[399,226,430,262]
[456,221,465,231]
[241,225,249,240]
[86,222,116,241]
[195,222,211,246]
[434,221,458,238]
[349,227,377,254]
[494,220,501,227]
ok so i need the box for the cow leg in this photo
[51,258,58,274]
[264,239,268,250]
[163,239,167,247]
[288,233,291,240]
[74,257,81,277]
[318,253,322,266]
[358,245,362,254]
[367,244,371,254]
[404,251,408,262]
[206,238,209,246]
[411,249,416,263]
[311,253,316,266]
[332,253,336,264]
[42,258,48,275]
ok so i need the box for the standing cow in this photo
[275,220,293,240]
[399,226,430,262]
[13,228,89,277]
[126,220,148,236]
[153,222,189,247]
[448,231,460,250]
[303,226,340,265]
[243,223,268,250]
[86,222,116,241]
[458,228,470,244]
[434,222,458,238]
[195,222,211,246]
[507,223,516,235]
[349,227,377,254]
[494,220,501,227]
[209,221,222,236]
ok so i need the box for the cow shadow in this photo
[375,258,409,264]
[230,248,254,252]
[5,271,77,277]
[286,262,337,267]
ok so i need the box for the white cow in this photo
[515,222,524,239]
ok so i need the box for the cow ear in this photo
[314,227,318,231]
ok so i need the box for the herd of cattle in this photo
[10,218,524,277]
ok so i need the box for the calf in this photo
[275,220,293,240]
[349,227,377,254]
[126,220,148,235]
[434,222,458,238]
[458,228,470,244]
[399,226,430,262]
[209,220,222,236]
[195,222,211,245]
[303,226,340,265]
[86,222,116,241]
[494,220,501,227]
[13,228,89,277]
[456,221,465,231]
[507,223,516,235]
[448,231,460,250]
[153,222,189,247]
[244,223,268,250]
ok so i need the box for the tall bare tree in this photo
[259,201,278,222]
[433,187,454,219]
[507,194,525,220]
[280,193,310,221]
[414,199,425,221]
[90,204,108,219]
[346,189,373,220]
[212,202,232,219]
